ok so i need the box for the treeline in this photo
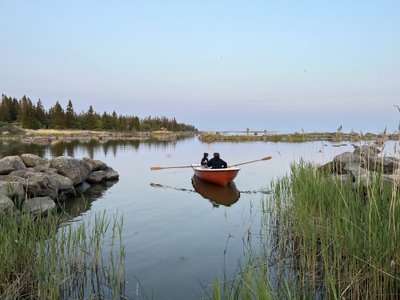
[0,94,197,132]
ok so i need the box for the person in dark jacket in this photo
[201,153,209,166]
[207,152,227,169]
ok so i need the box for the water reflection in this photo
[191,176,240,207]
[0,140,47,157]
[59,180,119,219]
[0,137,193,159]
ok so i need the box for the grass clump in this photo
[273,162,400,298]
[0,210,126,299]
[213,162,400,299]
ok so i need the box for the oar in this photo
[151,156,272,171]
[229,156,272,168]
[150,165,193,171]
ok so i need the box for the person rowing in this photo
[207,152,227,169]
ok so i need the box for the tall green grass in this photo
[213,162,400,299]
[0,210,125,299]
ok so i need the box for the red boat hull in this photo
[192,165,240,186]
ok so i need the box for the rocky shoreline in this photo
[0,154,119,215]
[319,142,400,187]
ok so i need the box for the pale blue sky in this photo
[1,1,399,132]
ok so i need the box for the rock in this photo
[0,196,14,213]
[383,174,400,185]
[51,156,91,185]
[344,163,370,180]
[331,174,353,185]
[23,196,56,215]
[353,144,381,157]
[58,188,77,202]
[82,157,107,171]
[20,154,49,167]
[0,175,28,185]
[332,152,366,174]
[104,167,119,180]
[23,172,75,200]
[355,173,379,189]
[86,170,107,183]
[364,156,400,174]
[318,161,337,174]
[9,169,31,178]
[75,181,91,194]
[0,181,25,201]
[32,162,56,173]
[0,155,27,175]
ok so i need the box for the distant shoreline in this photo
[0,127,196,144]
[0,124,397,145]
[198,131,397,143]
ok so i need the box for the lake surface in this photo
[0,137,387,299]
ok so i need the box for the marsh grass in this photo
[0,210,126,299]
[213,161,400,299]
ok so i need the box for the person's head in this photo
[203,153,208,157]
[213,152,220,158]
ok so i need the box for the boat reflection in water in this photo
[191,176,240,207]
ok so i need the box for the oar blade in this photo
[150,166,164,171]
[261,156,272,161]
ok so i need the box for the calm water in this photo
[0,137,380,299]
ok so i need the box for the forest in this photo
[0,94,197,132]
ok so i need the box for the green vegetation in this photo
[213,162,400,299]
[0,210,125,299]
[0,94,197,132]
[199,132,393,143]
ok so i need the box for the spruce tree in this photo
[49,101,65,129]
[65,100,76,129]
[20,96,39,129]
[35,99,47,128]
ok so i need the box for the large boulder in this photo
[86,170,107,183]
[0,156,27,175]
[328,152,366,174]
[82,157,107,172]
[23,196,56,215]
[20,154,49,167]
[51,156,91,185]
[104,167,119,180]
[364,156,400,174]
[23,172,75,200]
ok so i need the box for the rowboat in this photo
[192,175,240,207]
[191,164,240,186]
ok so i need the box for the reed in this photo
[213,161,400,298]
[0,210,125,299]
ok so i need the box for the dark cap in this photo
[203,153,208,157]
[213,152,220,158]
